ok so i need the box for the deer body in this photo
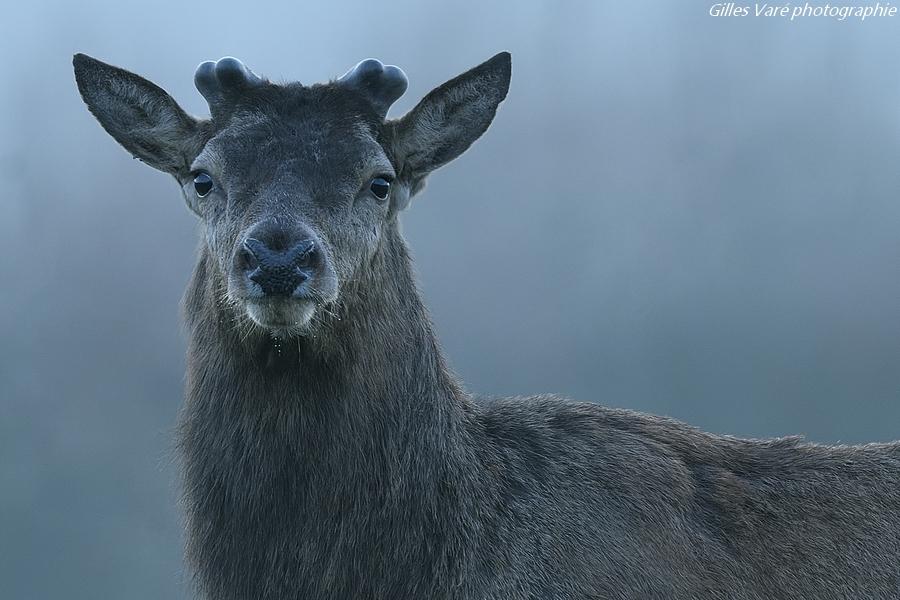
[74,53,900,599]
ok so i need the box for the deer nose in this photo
[240,237,317,297]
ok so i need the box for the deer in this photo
[73,52,900,600]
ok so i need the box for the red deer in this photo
[74,52,900,599]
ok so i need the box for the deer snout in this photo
[238,235,318,298]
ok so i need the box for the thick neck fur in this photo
[178,227,489,599]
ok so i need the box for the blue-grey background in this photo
[2,1,899,598]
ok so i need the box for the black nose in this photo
[240,237,317,297]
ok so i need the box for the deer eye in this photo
[193,172,214,197]
[369,177,391,201]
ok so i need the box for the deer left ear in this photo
[74,53,202,176]
[388,52,511,197]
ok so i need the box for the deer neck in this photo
[178,230,483,596]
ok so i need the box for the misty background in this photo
[2,1,899,598]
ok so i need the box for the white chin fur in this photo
[246,299,316,332]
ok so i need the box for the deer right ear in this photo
[73,54,202,176]
[388,52,511,199]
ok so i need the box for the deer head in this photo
[74,52,511,337]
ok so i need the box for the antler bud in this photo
[337,59,408,119]
[194,57,265,116]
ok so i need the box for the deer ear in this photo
[74,53,201,176]
[389,52,510,195]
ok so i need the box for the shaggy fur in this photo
[74,52,900,599]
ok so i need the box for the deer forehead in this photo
[196,116,392,197]
[201,114,389,164]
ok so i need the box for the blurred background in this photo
[2,1,899,597]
